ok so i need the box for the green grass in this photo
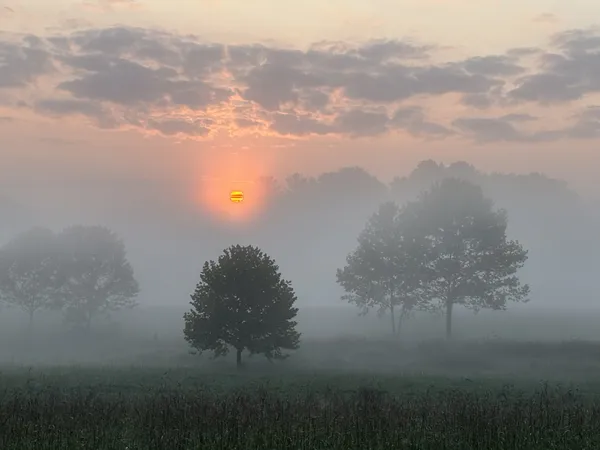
[2,366,600,449]
[4,306,600,448]
[4,332,600,449]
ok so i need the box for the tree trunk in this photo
[445,300,453,339]
[28,309,34,334]
[86,311,93,331]
[26,308,35,345]
[236,348,242,369]
[397,307,405,335]
[390,304,396,334]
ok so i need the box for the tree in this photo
[183,244,300,368]
[404,178,530,339]
[0,227,60,334]
[336,201,428,334]
[56,225,139,330]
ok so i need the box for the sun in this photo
[230,190,244,203]
[193,149,274,223]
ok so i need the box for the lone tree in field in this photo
[405,178,530,339]
[184,244,300,368]
[56,225,139,330]
[0,227,61,334]
[337,201,429,334]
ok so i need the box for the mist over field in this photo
[1,161,599,380]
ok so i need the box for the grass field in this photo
[2,306,600,448]
[3,339,600,449]
[1,367,600,449]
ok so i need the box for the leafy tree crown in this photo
[184,244,300,361]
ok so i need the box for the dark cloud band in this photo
[1,25,600,142]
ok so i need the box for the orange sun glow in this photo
[193,149,274,223]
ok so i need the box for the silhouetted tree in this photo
[337,202,428,334]
[0,227,60,334]
[184,244,300,368]
[405,178,530,338]
[56,225,139,330]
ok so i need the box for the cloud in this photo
[454,104,600,142]
[238,62,310,110]
[508,28,600,104]
[334,109,389,137]
[508,73,583,103]
[71,26,152,56]
[0,37,53,88]
[145,118,211,136]
[56,56,230,110]
[340,65,501,104]
[2,25,600,142]
[34,98,118,128]
[390,106,452,138]
[266,105,451,139]
[269,112,332,136]
[459,55,524,77]
[563,105,600,139]
[453,117,527,142]
[235,117,260,128]
[5,26,460,138]
[461,93,493,109]
[229,39,506,109]
[50,28,230,111]
[499,113,538,122]
[58,61,176,104]
[452,116,560,143]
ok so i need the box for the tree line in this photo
[0,225,139,334]
[185,178,529,367]
[336,178,529,339]
[0,177,529,367]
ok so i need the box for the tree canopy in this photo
[56,225,139,330]
[336,201,428,334]
[0,227,61,331]
[183,244,300,368]
[404,178,530,338]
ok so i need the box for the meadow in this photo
[2,306,600,449]
[3,360,600,449]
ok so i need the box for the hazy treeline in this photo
[0,162,549,352]
[337,180,530,339]
[0,226,139,335]
[256,160,597,308]
[180,176,530,370]
[0,160,598,313]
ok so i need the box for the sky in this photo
[2,0,600,219]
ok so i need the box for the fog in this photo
[1,160,599,375]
